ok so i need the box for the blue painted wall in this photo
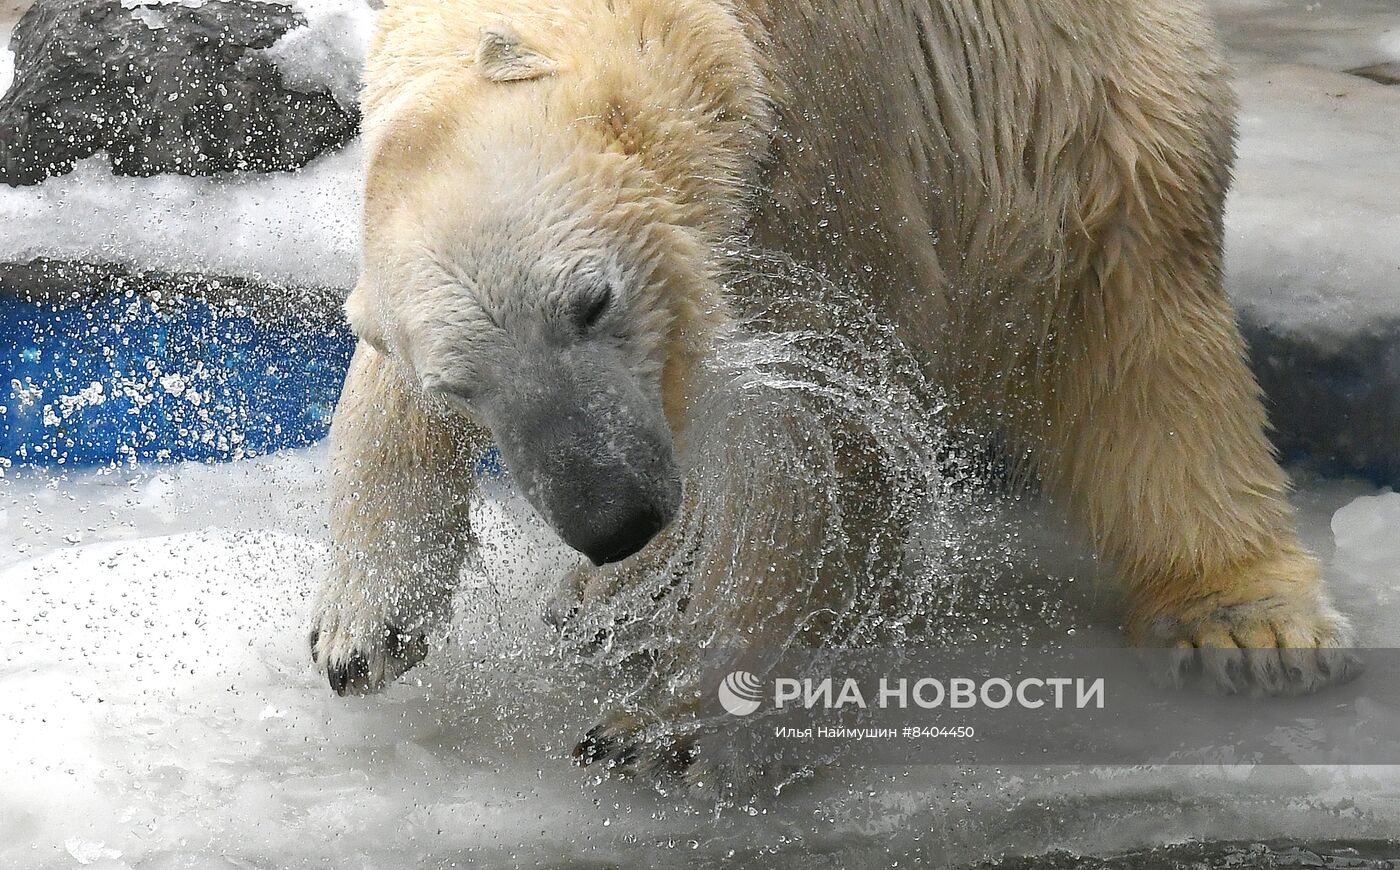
[1,293,355,467]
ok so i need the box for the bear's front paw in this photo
[1142,597,1361,696]
[573,710,702,782]
[309,609,428,697]
[574,708,795,802]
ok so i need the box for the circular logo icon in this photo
[718,670,764,716]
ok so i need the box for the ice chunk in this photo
[260,0,377,110]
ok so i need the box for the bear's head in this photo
[345,0,770,564]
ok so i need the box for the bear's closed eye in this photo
[575,286,614,333]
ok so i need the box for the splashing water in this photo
[434,255,1082,793]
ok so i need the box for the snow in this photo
[1229,67,1400,340]
[259,0,376,111]
[0,0,26,101]
[1215,0,1400,72]
[0,39,11,100]
[1220,0,1400,341]
[1,451,1397,866]
[1331,491,1400,598]
[0,150,363,289]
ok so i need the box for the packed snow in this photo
[1,449,1398,867]
[0,33,11,99]
[0,149,363,289]
[258,0,375,110]
[1218,0,1400,340]
[0,0,25,100]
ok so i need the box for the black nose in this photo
[579,506,667,566]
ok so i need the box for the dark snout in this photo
[518,429,678,565]
[482,366,681,566]
[571,495,671,566]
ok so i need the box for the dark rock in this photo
[0,0,359,186]
[0,256,344,327]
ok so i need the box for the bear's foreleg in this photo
[310,345,488,695]
[1046,174,1358,695]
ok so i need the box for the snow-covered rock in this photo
[0,1,27,101]
[0,0,371,287]
[259,0,375,112]
[0,0,360,186]
[1216,0,1400,482]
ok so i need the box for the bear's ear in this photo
[476,23,556,82]
[345,279,390,355]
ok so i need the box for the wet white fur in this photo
[311,0,1354,710]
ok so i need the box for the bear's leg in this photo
[1045,295,1359,694]
[1044,137,1358,695]
[310,344,488,696]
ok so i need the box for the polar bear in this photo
[310,0,1357,769]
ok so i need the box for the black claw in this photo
[574,720,698,778]
[330,652,369,696]
[1323,650,1364,684]
[1260,659,1282,684]
[346,652,368,685]
[383,622,429,669]
[320,621,433,698]
[1224,657,1242,683]
[328,661,346,695]
[384,623,409,659]
[574,726,605,765]
[613,744,640,771]
[575,723,628,766]
[658,738,699,776]
[308,629,320,661]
